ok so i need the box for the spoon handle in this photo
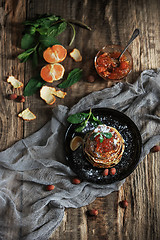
[118,28,140,60]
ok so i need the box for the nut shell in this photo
[87,75,95,83]
[46,185,55,191]
[8,94,17,100]
[150,145,160,152]
[88,209,99,216]
[17,95,25,102]
[72,178,81,184]
[110,168,116,175]
[119,200,128,208]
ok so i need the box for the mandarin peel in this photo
[40,86,67,105]
[70,48,82,62]
[43,44,67,64]
[18,108,36,121]
[40,63,65,83]
[7,76,23,88]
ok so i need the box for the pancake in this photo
[83,124,125,168]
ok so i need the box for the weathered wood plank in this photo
[0,1,26,239]
[0,0,26,150]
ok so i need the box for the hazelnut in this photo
[8,94,17,100]
[110,168,116,175]
[103,169,109,176]
[87,75,95,83]
[72,178,81,184]
[88,209,99,216]
[119,200,128,208]
[46,185,55,191]
[150,145,160,153]
[17,95,25,103]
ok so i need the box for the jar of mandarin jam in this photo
[95,45,133,82]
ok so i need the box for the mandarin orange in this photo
[40,63,65,82]
[43,44,67,63]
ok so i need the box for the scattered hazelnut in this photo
[17,95,25,103]
[72,178,81,184]
[150,145,160,153]
[103,169,109,176]
[110,168,116,175]
[88,209,99,216]
[87,75,95,83]
[8,93,17,100]
[46,185,55,191]
[119,200,128,208]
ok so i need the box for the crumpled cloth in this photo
[0,69,160,240]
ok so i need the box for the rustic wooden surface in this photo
[0,0,160,239]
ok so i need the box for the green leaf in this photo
[39,34,60,48]
[32,50,38,67]
[46,21,67,36]
[46,26,59,36]
[21,34,35,49]
[25,26,36,35]
[24,15,59,27]
[47,15,60,22]
[99,134,104,143]
[75,122,86,132]
[38,44,46,57]
[36,27,49,35]
[91,113,99,122]
[58,68,83,88]
[56,21,67,35]
[24,20,39,27]
[102,132,112,139]
[23,77,45,96]
[67,112,88,124]
[34,15,59,27]
[17,48,35,62]
[90,113,102,124]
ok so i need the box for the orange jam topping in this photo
[95,135,114,153]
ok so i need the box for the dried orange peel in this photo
[43,45,67,63]
[7,76,23,88]
[18,108,36,121]
[40,86,67,105]
[40,63,65,83]
[70,48,82,62]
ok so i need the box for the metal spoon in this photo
[115,28,140,67]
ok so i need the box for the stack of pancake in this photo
[83,124,125,168]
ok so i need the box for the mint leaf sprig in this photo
[91,132,112,143]
[23,76,45,96]
[67,109,102,132]
[18,14,91,67]
[58,68,83,88]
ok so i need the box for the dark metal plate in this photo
[65,108,142,184]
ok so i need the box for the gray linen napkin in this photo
[0,69,160,240]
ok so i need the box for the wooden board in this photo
[0,0,160,239]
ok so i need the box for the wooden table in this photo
[0,0,160,239]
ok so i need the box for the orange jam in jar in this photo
[95,45,133,81]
